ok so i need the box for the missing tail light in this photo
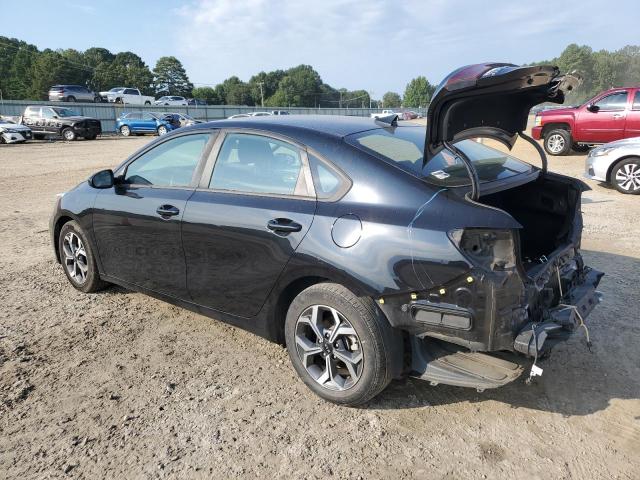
[449,228,516,271]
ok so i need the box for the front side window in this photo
[124,89,138,95]
[593,91,628,111]
[142,113,156,121]
[210,133,306,195]
[125,133,210,187]
[633,91,640,110]
[347,127,532,187]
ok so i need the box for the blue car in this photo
[116,112,178,137]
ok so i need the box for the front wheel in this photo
[157,125,168,136]
[285,283,402,406]
[58,221,107,293]
[544,129,572,156]
[62,128,76,141]
[120,125,131,137]
[144,101,151,105]
[611,157,640,194]
[66,96,76,102]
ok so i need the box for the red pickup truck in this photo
[532,87,640,155]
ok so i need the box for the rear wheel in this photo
[58,221,107,293]
[62,128,76,141]
[285,283,402,406]
[144,101,151,105]
[115,97,123,104]
[120,125,131,137]
[611,157,640,194]
[66,96,76,102]
[544,129,571,156]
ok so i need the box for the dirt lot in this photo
[0,131,638,479]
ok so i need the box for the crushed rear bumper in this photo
[514,267,603,356]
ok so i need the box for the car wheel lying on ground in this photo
[51,63,603,406]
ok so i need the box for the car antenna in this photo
[375,114,398,127]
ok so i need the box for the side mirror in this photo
[89,169,114,189]
[587,104,599,113]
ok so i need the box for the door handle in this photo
[156,204,180,217]
[267,218,302,233]
[613,113,625,119]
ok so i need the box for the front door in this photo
[182,132,316,317]
[575,90,629,143]
[93,132,212,298]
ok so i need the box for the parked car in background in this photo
[116,112,177,136]
[585,137,640,194]
[0,119,32,144]
[271,110,290,115]
[370,109,396,119]
[49,85,100,103]
[399,111,421,120]
[168,113,202,127]
[227,113,250,119]
[188,98,208,106]
[99,87,154,105]
[21,106,101,141]
[532,86,640,155]
[50,63,602,406]
[249,111,272,117]
[154,96,188,106]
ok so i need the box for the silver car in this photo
[48,85,99,103]
[585,137,640,194]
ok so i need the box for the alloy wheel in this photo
[546,134,565,154]
[294,305,363,391]
[158,126,168,135]
[63,129,75,141]
[615,162,640,192]
[120,126,130,137]
[62,232,88,284]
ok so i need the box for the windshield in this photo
[52,108,80,118]
[346,126,533,187]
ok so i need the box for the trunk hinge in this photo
[519,131,547,174]
[443,140,480,201]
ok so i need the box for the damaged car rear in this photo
[51,63,603,406]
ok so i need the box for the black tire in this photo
[67,96,76,102]
[543,129,572,156]
[285,283,402,406]
[611,157,640,195]
[0,135,5,144]
[144,101,151,105]
[94,96,101,103]
[62,128,76,141]
[115,97,123,104]
[157,125,168,136]
[58,220,108,293]
[120,125,131,137]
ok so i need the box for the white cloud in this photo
[171,0,637,94]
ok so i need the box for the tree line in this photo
[1,36,637,107]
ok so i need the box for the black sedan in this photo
[51,63,603,405]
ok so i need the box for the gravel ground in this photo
[0,131,638,479]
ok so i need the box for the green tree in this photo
[272,65,322,107]
[28,50,68,99]
[219,76,253,105]
[153,56,193,96]
[191,86,220,104]
[403,76,434,107]
[382,91,402,108]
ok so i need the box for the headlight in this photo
[590,147,614,157]
[534,115,542,127]
[449,228,516,271]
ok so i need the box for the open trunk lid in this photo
[423,63,580,169]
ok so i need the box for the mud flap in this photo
[409,338,523,391]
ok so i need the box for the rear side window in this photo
[125,133,210,187]
[25,107,41,116]
[124,89,137,95]
[633,91,640,110]
[308,153,347,200]
[594,91,628,111]
[210,133,307,196]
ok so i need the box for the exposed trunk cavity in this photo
[479,175,583,273]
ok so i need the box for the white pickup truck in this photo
[99,87,154,105]
[370,109,397,119]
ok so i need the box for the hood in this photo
[63,116,95,122]
[537,106,577,116]
[0,122,30,130]
[594,137,640,150]
[424,63,580,162]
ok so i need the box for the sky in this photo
[2,0,638,96]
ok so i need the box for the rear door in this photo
[181,131,317,317]
[22,107,43,132]
[624,90,640,138]
[93,131,214,297]
[575,90,629,143]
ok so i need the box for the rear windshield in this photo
[346,126,532,186]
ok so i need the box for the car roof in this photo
[192,115,396,138]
